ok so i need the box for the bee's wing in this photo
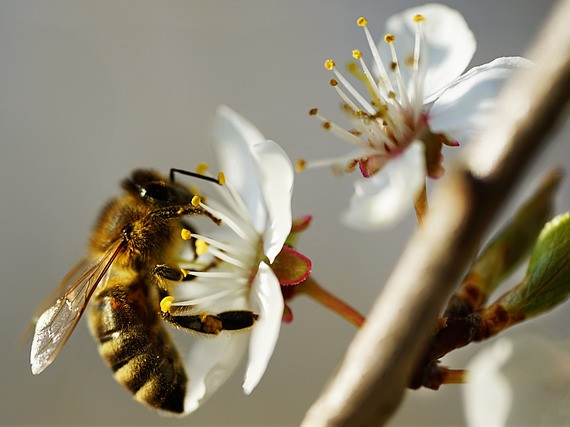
[22,258,91,348]
[30,240,125,375]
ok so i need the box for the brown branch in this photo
[301,0,570,425]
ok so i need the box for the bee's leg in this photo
[153,264,192,282]
[162,310,258,335]
[151,205,221,225]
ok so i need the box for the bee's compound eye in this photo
[142,182,171,202]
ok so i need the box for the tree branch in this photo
[301,0,570,425]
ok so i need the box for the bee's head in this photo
[122,169,193,206]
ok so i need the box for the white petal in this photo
[341,141,426,229]
[464,333,570,426]
[212,105,267,231]
[464,338,514,427]
[253,139,294,262]
[243,262,284,394]
[183,332,249,414]
[429,57,532,143]
[384,3,476,102]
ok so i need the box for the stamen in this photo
[160,296,175,313]
[332,83,361,113]
[220,179,258,237]
[181,228,192,241]
[184,270,243,279]
[411,14,428,120]
[208,246,248,269]
[172,287,245,307]
[302,148,381,171]
[330,67,376,115]
[324,59,335,70]
[385,34,411,110]
[190,232,245,256]
[191,195,201,207]
[197,199,250,241]
[355,53,383,105]
[295,159,307,172]
[311,110,380,149]
[360,21,394,95]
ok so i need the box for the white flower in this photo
[170,105,294,414]
[303,3,531,229]
[464,332,570,426]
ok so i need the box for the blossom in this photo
[300,3,531,229]
[169,105,294,414]
[463,332,570,426]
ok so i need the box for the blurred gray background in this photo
[1,0,569,425]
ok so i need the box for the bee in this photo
[30,169,258,414]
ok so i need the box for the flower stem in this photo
[295,276,365,328]
[413,180,428,226]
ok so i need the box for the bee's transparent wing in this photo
[30,240,125,375]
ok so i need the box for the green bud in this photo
[518,211,570,316]
[478,212,570,337]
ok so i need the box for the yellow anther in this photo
[384,33,395,43]
[352,49,362,59]
[181,268,189,277]
[322,121,331,130]
[195,162,208,175]
[357,17,368,27]
[329,78,338,87]
[191,195,201,207]
[295,159,306,172]
[388,91,397,99]
[181,228,192,240]
[217,171,226,185]
[413,14,425,23]
[390,61,398,71]
[309,108,318,116]
[160,296,175,313]
[324,59,335,70]
[195,239,209,255]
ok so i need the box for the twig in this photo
[301,0,570,425]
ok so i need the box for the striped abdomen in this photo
[88,277,187,414]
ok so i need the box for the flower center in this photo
[298,14,430,176]
[167,167,265,309]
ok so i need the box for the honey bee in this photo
[30,169,258,414]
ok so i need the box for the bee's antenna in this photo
[169,168,221,185]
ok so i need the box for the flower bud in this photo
[515,211,570,317]
[481,211,570,335]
